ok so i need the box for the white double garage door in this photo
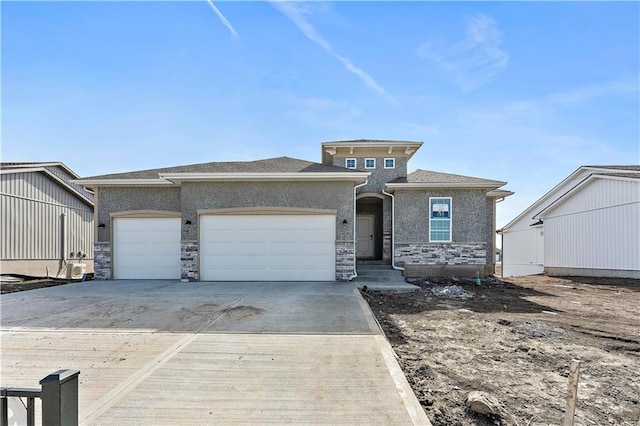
[113,215,336,281]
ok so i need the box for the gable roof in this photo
[76,156,370,187]
[386,169,507,190]
[1,162,80,178]
[1,162,94,206]
[535,172,640,218]
[500,165,640,231]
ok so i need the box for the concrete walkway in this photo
[1,280,430,425]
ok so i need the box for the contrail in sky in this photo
[207,0,239,38]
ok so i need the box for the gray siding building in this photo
[1,162,94,277]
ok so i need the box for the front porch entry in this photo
[355,196,385,260]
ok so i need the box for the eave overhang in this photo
[486,189,514,198]
[71,178,174,188]
[322,141,423,149]
[321,140,423,162]
[160,172,370,184]
[384,182,507,191]
[74,172,371,187]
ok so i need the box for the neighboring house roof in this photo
[1,162,94,207]
[583,165,640,171]
[76,156,370,187]
[590,172,640,179]
[386,169,508,190]
[500,165,640,231]
[1,162,81,178]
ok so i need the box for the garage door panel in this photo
[202,251,334,269]
[200,215,335,281]
[113,218,181,279]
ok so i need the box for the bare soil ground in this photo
[0,278,72,294]
[362,275,640,426]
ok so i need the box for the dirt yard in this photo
[0,277,72,294]
[362,275,639,426]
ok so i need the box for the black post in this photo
[1,396,8,426]
[40,369,80,426]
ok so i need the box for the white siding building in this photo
[500,166,640,279]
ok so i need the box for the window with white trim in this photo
[345,158,356,169]
[384,158,395,169]
[364,158,376,169]
[429,197,452,242]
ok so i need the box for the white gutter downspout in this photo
[348,179,368,281]
[382,188,404,271]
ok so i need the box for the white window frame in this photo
[429,197,452,243]
[384,158,395,169]
[345,158,357,169]
[364,158,376,169]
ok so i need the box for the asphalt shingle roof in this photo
[389,169,506,186]
[80,156,356,180]
[585,165,640,171]
[591,172,640,180]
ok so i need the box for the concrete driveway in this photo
[1,280,430,425]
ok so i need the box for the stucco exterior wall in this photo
[394,189,489,242]
[180,181,354,241]
[93,182,356,281]
[96,187,182,242]
[332,156,407,193]
[393,189,494,269]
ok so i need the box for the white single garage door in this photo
[113,217,181,279]
[200,215,336,281]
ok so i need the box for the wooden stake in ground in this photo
[563,359,581,426]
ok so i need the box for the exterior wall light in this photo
[342,219,348,225]
[97,223,106,228]
[185,220,192,225]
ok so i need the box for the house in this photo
[75,140,512,281]
[499,165,640,279]
[0,162,94,278]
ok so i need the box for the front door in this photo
[356,215,374,258]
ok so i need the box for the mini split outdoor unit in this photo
[67,263,86,280]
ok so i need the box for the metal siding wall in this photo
[1,172,94,260]
[44,166,94,202]
[507,170,593,232]
[549,178,640,217]
[545,201,640,271]
[502,227,545,276]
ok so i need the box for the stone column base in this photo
[181,241,198,282]
[93,242,111,280]
[335,240,355,281]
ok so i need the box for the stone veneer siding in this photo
[93,242,111,280]
[181,241,198,281]
[395,242,487,266]
[382,232,392,262]
[335,240,355,281]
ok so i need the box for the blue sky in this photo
[2,1,639,229]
